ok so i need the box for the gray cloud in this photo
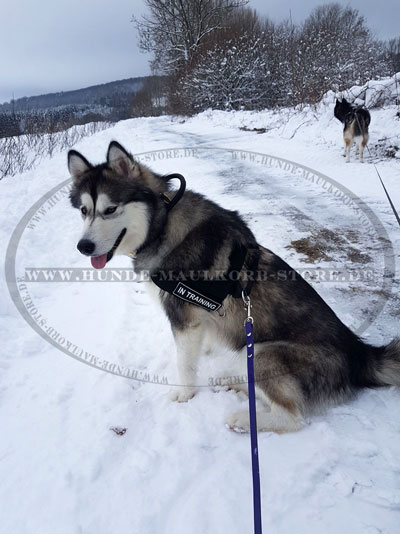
[1,0,398,104]
[0,0,150,103]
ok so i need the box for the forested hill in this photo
[0,77,146,113]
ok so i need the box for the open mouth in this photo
[91,228,127,269]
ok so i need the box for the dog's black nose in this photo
[77,239,95,255]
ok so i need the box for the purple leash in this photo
[243,292,262,534]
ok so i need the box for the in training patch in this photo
[172,282,222,312]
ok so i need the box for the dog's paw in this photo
[169,387,196,403]
[225,411,250,433]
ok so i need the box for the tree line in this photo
[132,1,400,114]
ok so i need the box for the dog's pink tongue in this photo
[91,254,107,269]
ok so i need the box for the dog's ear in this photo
[107,141,136,177]
[68,150,92,179]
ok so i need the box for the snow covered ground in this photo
[1,96,400,533]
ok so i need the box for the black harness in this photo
[151,174,259,312]
[344,103,371,130]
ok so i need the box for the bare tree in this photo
[176,8,269,111]
[386,37,400,73]
[133,0,248,75]
[294,3,390,103]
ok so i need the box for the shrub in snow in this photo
[178,32,270,112]
[339,73,400,108]
[0,121,113,179]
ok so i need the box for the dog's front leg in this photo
[169,324,204,402]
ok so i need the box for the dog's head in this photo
[69,141,167,269]
[334,97,352,123]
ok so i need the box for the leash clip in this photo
[242,290,253,325]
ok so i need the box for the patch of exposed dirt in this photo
[288,236,333,263]
[287,228,372,264]
[346,247,372,264]
[366,137,400,161]
[376,139,399,159]
[239,126,267,134]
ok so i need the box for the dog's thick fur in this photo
[68,141,399,433]
[334,97,371,163]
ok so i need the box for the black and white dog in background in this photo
[68,141,399,433]
[334,97,371,163]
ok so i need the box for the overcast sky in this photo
[1,0,399,104]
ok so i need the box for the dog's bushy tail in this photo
[373,339,400,386]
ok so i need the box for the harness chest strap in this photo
[150,244,260,312]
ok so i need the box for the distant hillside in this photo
[0,77,146,113]
[0,76,166,138]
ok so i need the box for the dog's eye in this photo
[105,206,117,215]
[80,206,87,216]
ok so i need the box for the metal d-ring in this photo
[217,304,226,317]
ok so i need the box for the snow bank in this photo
[182,73,400,160]
[340,72,400,108]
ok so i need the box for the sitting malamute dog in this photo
[68,141,399,433]
[334,97,371,163]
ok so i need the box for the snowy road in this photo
[1,112,400,533]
